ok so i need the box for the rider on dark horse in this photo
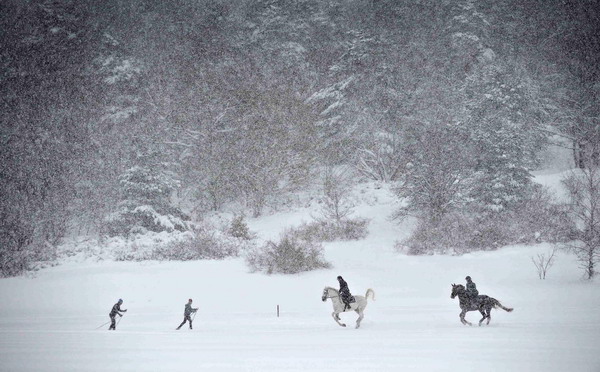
[465,276,481,307]
[337,275,353,311]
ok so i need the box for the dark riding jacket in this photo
[466,281,479,298]
[338,279,352,303]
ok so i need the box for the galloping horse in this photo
[321,286,375,328]
[450,284,513,326]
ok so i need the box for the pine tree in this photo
[103,153,190,237]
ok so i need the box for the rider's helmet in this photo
[118,299,123,303]
[465,276,472,281]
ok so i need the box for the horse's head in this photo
[321,287,329,302]
[450,283,465,299]
[322,287,338,302]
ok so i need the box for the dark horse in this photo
[450,284,513,326]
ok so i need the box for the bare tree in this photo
[562,164,600,279]
[531,247,557,279]
[318,166,355,225]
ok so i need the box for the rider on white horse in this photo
[337,275,353,311]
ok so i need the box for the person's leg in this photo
[109,316,116,330]
[177,317,187,330]
[187,315,192,329]
[343,294,351,311]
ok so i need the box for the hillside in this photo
[1,177,598,371]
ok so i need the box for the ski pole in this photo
[117,315,123,326]
[192,310,198,321]
[95,320,111,330]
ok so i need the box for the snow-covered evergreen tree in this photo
[103,163,189,237]
[447,0,545,212]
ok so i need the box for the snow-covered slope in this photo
[0,181,599,372]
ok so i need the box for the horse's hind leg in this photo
[355,310,364,329]
[478,309,486,326]
[332,312,346,327]
[486,308,491,325]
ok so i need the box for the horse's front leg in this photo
[355,309,364,329]
[460,310,472,326]
[332,312,346,327]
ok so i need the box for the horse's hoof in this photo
[342,324,346,327]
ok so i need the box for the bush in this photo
[113,226,251,261]
[245,229,331,274]
[398,213,474,255]
[398,187,572,255]
[293,218,369,242]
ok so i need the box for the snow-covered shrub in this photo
[245,229,331,274]
[398,213,472,255]
[496,186,573,244]
[294,218,369,242]
[339,218,370,240]
[112,226,252,261]
[399,187,572,255]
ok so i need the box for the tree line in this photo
[1,0,598,277]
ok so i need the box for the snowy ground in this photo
[1,182,599,371]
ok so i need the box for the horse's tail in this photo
[492,298,513,312]
[365,288,375,301]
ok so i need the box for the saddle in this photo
[470,294,488,308]
[342,294,355,303]
[342,295,356,311]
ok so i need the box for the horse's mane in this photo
[453,284,465,289]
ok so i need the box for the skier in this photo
[465,276,479,306]
[108,299,127,330]
[337,275,353,311]
[176,299,198,330]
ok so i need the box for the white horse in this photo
[321,286,375,328]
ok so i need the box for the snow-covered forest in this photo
[2,0,599,276]
[2,1,600,370]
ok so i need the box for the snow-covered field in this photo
[1,182,599,371]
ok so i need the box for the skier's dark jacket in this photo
[184,303,197,316]
[109,302,125,317]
